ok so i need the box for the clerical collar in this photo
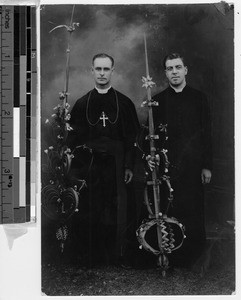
[170,82,186,93]
[95,86,112,94]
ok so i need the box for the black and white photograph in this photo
[40,1,235,297]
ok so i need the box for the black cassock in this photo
[67,87,139,266]
[148,85,212,266]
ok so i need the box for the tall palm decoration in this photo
[41,6,86,252]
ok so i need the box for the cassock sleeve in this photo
[121,97,140,171]
[67,98,86,150]
[201,94,213,171]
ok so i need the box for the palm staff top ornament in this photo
[49,5,79,105]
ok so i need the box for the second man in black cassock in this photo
[67,53,140,268]
[147,53,212,268]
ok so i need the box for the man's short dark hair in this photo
[92,53,114,67]
[163,53,185,69]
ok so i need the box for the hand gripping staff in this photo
[136,35,186,276]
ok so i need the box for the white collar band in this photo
[170,82,186,93]
[95,86,112,94]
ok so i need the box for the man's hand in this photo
[201,168,212,184]
[125,169,133,184]
[146,154,160,171]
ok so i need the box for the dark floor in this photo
[42,221,235,296]
[42,262,235,296]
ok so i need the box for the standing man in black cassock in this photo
[68,53,139,267]
[148,53,212,267]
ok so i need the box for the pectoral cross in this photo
[100,111,108,127]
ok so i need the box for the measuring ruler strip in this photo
[0,6,2,222]
[20,6,27,221]
[26,6,32,221]
[0,6,37,224]
[0,6,14,223]
[13,6,26,222]
[13,6,20,216]
[30,6,37,221]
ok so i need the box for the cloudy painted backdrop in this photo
[41,3,234,223]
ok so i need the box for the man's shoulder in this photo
[185,85,207,98]
[154,85,206,99]
[115,89,131,100]
[152,86,169,100]
[155,88,168,95]
[72,91,91,106]
[114,89,134,106]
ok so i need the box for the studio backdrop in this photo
[40,3,234,230]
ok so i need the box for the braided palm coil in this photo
[136,216,185,256]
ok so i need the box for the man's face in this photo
[91,57,114,89]
[165,58,187,87]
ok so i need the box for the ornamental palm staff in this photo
[136,36,185,275]
[67,53,140,268]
